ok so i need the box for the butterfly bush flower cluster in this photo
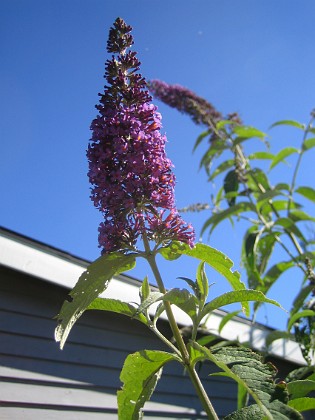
[87,18,195,254]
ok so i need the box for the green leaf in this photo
[161,242,246,292]
[201,202,256,236]
[178,276,199,295]
[285,366,315,383]
[214,185,224,206]
[55,252,136,349]
[237,383,249,410]
[269,147,300,170]
[189,343,302,420]
[303,137,315,151]
[248,151,274,160]
[270,120,305,130]
[225,403,302,419]
[288,397,315,412]
[256,190,285,212]
[118,350,178,419]
[202,290,281,318]
[160,242,251,318]
[196,261,209,305]
[254,261,295,305]
[197,334,219,347]
[193,130,210,152]
[199,139,227,173]
[244,229,259,271]
[244,231,279,296]
[246,168,271,193]
[295,186,315,203]
[275,183,291,191]
[216,119,234,130]
[218,310,241,334]
[88,298,148,325]
[224,170,239,206]
[287,380,315,399]
[209,159,235,181]
[254,233,278,275]
[274,217,306,242]
[233,125,267,139]
[287,310,315,332]
[140,276,150,301]
[265,330,294,348]
[260,200,301,217]
[289,210,315,223]
[307,373,315,382]
[162,288,197,321]
[136,292,164,315]
[153,302,165,325]
[290,284,314,316]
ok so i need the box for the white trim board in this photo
[0,228,305,365]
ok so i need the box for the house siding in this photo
[0,266,237,419]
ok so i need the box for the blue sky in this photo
[1,0,315,329]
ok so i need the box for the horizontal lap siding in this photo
[0,266,237,418]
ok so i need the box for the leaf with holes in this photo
[118,350,178,419]
[55,252,136,349]
[189,343,302,419]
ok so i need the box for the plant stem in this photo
[150,324,181,356]
[142,235,219,419]
[288,113,315,215]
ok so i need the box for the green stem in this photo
[142,235,218,420]
[288,113,315,215]
[150,324,181,356]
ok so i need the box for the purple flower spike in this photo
[148,80,223,127]
[87,18,195,253]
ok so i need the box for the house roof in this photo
[0,226,305,365]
